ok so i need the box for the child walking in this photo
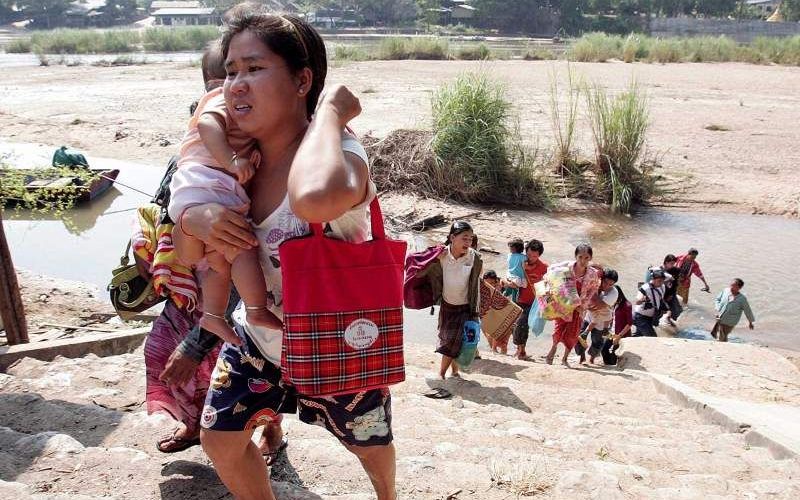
[169,40,280,343]
[418,221,483,379]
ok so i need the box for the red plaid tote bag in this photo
[279,197,407,397]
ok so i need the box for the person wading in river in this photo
[711,278,755,342]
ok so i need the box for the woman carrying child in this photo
[417,221,483,379]
[170,39,281,344]
[512,239,548,360]
[545,243,601,367]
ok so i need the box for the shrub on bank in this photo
[142,26,219,52]
[456,43,491,60]
[569,32,622,62]
[28,29,139,54]
[586,80,654,213]
[334,45,372,61]
[568,32,800,66]
[5,38,32,53]
[376,37,449,60]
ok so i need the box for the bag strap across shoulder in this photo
[309,197,385,240]
[120,239,132,267]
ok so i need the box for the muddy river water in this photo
[2,140,798,351]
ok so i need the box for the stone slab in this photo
[639,370,800,460]
[0,327,150,372]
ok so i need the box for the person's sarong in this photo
[145,300,220,433]
[552,307,582,350]
[436,302,471,358]
[677,282,690,304]
[552,277,584,350]
[479,281,522,346]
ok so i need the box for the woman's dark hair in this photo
[221,4,327,119]
[615,285,628,307]
[202,39,226,90]
[445,221,473,244]
[508,238,524,253]
[733,278,744,287]
[663,253,677,264]
[483,270,498,280]
[526,239,544,255]
[471,234,479,249]
[574,243,593,257]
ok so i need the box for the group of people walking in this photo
[415,226,758,375]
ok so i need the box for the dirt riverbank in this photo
[0,59,798,217]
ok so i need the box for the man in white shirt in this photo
[633,269,666,337]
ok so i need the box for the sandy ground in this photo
[1,338,799,499]
[0,271,140,346]
[0,60,798,217]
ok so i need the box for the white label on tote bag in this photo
[344,319,379,349]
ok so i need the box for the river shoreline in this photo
[0,59,798,217]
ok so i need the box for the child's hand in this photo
[230,154,256,184]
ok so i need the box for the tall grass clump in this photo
[457,43,491,60]
[376,37,449,60]
[683,36,737,62]
[431,72,511,201]
[334,45,371,61]
[548,66,581,173]
[647,38,682,63]
[622,34,649,63]
[28,29,139,54]
[377,37,408,59]
[408,37,449,59]
[585,80,654,213]
[569,33,623,62]
[368,73,551,208]
[751,35,800,65]
[142,26,219,52]
[5,37,32,53]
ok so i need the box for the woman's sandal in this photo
[156,429,201,454]
[262,435,289,466]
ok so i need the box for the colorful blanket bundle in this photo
[534,262,580,321]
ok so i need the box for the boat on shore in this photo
[0,167,120,207]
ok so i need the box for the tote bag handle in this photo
[309,197,385,240]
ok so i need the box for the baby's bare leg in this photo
[199,256,238,345]
[230,248,282,330]
[172,224,206,266]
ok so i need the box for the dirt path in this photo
[1,60,798,216]
[2,339,799,499]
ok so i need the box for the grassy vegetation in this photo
[568,32,800,65]
[6,28,800,67]
[18,29,140,54]
[431,72,511,201]
[368,72,552,209]
[585,79,654,213]
[3,26,218,54]
[432,73,552,207]
[334,45,371,62]
[142,26,220,52]
[376,37,450,60]
[548,66,581,174]
[456,43,491,60]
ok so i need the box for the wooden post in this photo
[0,212,28,345]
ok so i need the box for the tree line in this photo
[2,0,799,33]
